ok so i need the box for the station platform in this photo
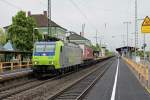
[84,58,150,100]
[0,68,32,81]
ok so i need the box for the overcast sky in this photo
[0,0,150,51]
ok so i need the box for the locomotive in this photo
[32,40,85,75]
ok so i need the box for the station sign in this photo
[141,16,150,33]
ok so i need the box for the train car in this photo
[79,44,94,61]
[32,41,82,74]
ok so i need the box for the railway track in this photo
[0,57,114,100]
[0,71,75,100]
[0,62,95,100]
[0,78,36,92]
[48,59,113,100]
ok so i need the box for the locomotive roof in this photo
[35,41,80,48]
[35,41,56,45]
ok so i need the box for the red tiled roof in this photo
[4,12,67,31]
[30,14,67,30]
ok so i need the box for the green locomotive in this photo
[32,41,82,74]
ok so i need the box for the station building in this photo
[0,41,31,62]
[116,46,139,62]
[28,11,67,41]
[4,11,67,41]
[67,31,92,46]
[116,46,137,56]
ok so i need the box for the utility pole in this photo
[137,18,146,72]
[135,0,138,57]
[99,36,102,48]
[81,24,85,36]
[122,34,126,46]
[123,22,131,58]
[143,33,146,65]
[48,0,51,36]
[96,30,98,45]
[123,22,131,47]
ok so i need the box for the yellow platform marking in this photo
[145,87,150,94]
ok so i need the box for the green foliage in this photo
[91,43,101,51]
[146,51,150,57]
[105,49,113,56]
[136,50,144,57]
[8,11,42,51]
[0,28,7,45]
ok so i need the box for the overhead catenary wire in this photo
[26,0,100,35]
[38,0,83,32]
[68,0,100,33]
[1,0,101,38]
[0,0,22,9]
[0,0,46,12]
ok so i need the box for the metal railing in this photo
[0,61,32,73]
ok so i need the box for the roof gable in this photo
[30,14,67,30]
[68,33,89,41]
[0,45,5,51]
[4,12,67,31]
[3,41,14,51]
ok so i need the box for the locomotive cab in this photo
[32,41,64,73]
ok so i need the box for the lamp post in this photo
[123,22,131,47]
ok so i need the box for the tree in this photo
[0,28,7,45]
[91,43,101,51]
[8,11,42,51]
[136,50,144,57]
[105,49,113,56]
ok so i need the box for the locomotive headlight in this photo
[42,53,46,56]
[49,61,54,64]
[34,61,38,64]
[51,61,54,64]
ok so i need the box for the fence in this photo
[0,61,32,73]
[123,58,149,88]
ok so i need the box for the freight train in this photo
[32,40,94,75]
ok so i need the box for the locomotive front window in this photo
[45,45,55,52]
[35,44,55,52]
[35,45,45,52]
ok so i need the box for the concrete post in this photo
[11,62,13,71]
[27,61,29,68]
[145,65,148,87]
[19,61,22,69]
[0,63,3,73]
[148,65,150,88]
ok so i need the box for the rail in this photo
[0,61,32,73]
[48,58,113,100]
